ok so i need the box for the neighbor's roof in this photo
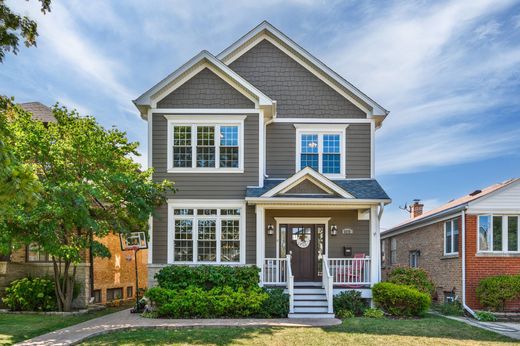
[382,178,520,237]
[19,102,56,123]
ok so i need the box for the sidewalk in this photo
[443,315,520,340]
[16,309,341,346]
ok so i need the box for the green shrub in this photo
[387,267,435,296]
[476,275,520,311]
[2,277,56,311]
[333,290,367,316]
[155,265,260,290]
[476,310,497,322]
[336,310,355,319]
[372,282,431,317]
[258,288,289,318]
[145,285,268,318]
[363,308,385,319]
[436,300,464,316]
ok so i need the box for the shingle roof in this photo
[246,179,390,200]
[383,178,520,236]
[19,102,56,123]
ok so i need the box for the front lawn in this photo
[80,315,516,346]
[0,305,130,345]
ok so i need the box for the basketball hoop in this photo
[118,231,148,313]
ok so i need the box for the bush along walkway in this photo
[15,309,341,346]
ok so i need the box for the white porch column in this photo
[369,205,381,286]
[255,205,265,285]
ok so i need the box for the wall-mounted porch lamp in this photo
[330,225,338,236]
[267,224,275,235]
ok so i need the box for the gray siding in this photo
[246,206,257,264]
[229,40,366,118]
[152,113,259,199]
[266,122,371,179]
[284,180,331,195]
[157,68,255,109]
[264,210,369,258]
[152,204,168,263]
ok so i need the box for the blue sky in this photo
[2,0,520,229]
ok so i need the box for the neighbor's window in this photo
[479,215,519,253]
[169,118,243,172]
[297,129,344,176]
[390,238,397,264]
[106,287,123,302]
[381,239,387,267]
[409,250,420,268]
[444,219,459,255]
[126,286,133,298]
[172,207,242,263]
[26,243,50,262]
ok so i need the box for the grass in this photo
[80,315,518,346]
[0,304,131,345]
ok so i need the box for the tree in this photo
[1,101,174,311]
[0,0,52,62]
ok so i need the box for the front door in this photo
[287,224,316,281]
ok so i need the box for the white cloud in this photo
[474,20,501,39]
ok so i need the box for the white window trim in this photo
[165,115,246,173]
[477,214,520,254]
[444,219,459,256]
[167,200,246,264]
[294,124,347,179]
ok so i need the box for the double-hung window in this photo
[478,215,519,253]
[26,243,50,262]
[169,204,244,264]
[390,238,397,264]
[444,219,459,255]
[167,115,245,172]
[409,250,419,268]
[295,125,346,178]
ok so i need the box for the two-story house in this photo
[134,21,390,318]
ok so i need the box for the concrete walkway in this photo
[444,315,520,340]
[16,309,342,346]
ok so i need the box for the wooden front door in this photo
[287,224,316,281]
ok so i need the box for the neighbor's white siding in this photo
[468,181,520,213]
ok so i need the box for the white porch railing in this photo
[263,258,288,285]
[322,254,334,313]
[327,257,371,286]
[286,254,294,314]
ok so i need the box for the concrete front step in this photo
[289,313,336,319]
[294,306,329,313]
[294,300,328,307]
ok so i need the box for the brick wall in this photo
[382,218,462,302]
[465,214,520,311]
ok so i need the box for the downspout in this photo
[378,202,385,220]
[461,208,477,318]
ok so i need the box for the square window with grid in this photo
[298,132,343,175]
[196,126,215,167]
[323,134,340,174]
[174,219,193,261]
[173,126,192,168]
[198,219,216,261]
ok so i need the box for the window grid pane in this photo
[173,126,192,168]
[453,220,459,253]
[322,154,340,174]
[479,216,491,251]
[323,134,340,153]
[509,216,518,252]
[220,126,238,146]
[493,216,503,251]
[196,126,215,167]
[174,220,193,261]
[445,221,452,254]
[301,154,319,170]
[301,134,318,153]
[221,219,240,262]
[198,220,216,262]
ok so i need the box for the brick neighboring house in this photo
[0,102,147,308]
[381,178,520,312]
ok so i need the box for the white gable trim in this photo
[134,50,273,111]
[278,176,335,195]
[467,179,520,213]
[217,22,388,117]
[260,167,353,199]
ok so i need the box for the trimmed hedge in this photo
[2,277,56,311]
[155,265,260,290]
[373,282,431,317]
[145,286,268,318]
[387,267,435,296]
[476,275,520,311]
[259,288,289,318]
[333,290,367,316]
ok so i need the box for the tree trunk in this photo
[52,257,78,312]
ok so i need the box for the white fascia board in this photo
[133,50,273,110]
[260,167,353,199]
[245,197,391,206]
[217,21,389,117]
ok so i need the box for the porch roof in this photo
[247,178,390,200]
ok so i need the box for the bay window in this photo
[478,215,519,253]
[295,125,346,178]
[169,204,244,263]
[166,115,245,172]
[444,219,459,255]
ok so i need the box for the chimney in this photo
[411,199,424,218]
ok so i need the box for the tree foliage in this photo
[0,99,174,310]
[0,0,51,62]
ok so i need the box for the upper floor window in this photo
[444,219,459,255]
[478,215,519,253]
[295,125,347,178]
[166,115,245,173]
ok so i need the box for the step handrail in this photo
[286,253,294,314]
[322,254,334,313]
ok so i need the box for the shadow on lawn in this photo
[322,315,515,344]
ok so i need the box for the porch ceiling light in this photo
[330,225,338,236]
[267,224,275,235]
